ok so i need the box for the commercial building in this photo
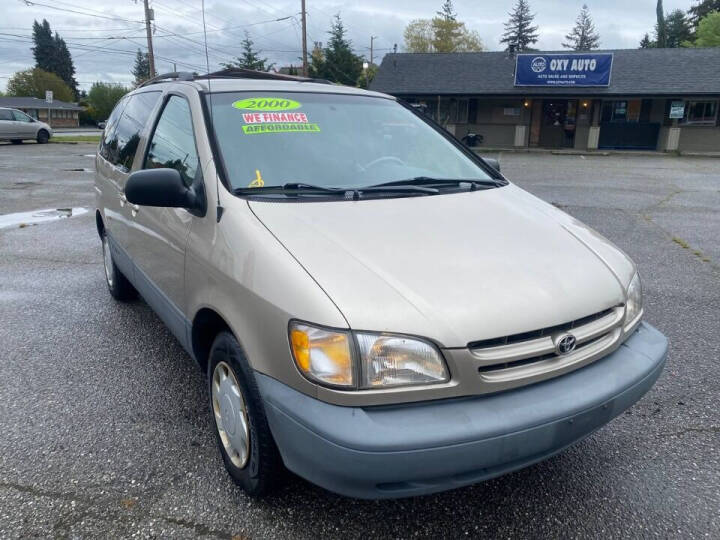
[371,48,720,153]
[0,97,83,128]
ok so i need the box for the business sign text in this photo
[514,53,613,87]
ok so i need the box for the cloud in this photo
[0,0,692,92]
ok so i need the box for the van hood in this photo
[249,184,634,347]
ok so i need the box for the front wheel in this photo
[36,130,49,144]
[208,331,284,497]
[101,231,136,301]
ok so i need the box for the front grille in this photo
[469,306,625,387]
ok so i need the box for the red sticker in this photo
[242,112,309,124]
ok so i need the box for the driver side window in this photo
[12,110,32,122]
[144,96,200,188]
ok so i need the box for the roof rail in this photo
[138,71,196,88]
[197,67,333,85]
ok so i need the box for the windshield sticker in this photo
[232,97,301,112]
[248,169,265,188]
[242,123,320,135]
[242,112,308,124]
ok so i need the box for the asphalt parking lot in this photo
[1,142,719,538]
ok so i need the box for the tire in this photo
[36,130,49,144]
[208,331,284,497]
[101,230,136,301]
[11,139,22,145]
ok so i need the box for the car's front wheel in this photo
[36,130,49,144]
[208,331,283,497]
[101,231,136,301]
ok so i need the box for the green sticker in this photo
[232,97,301,111]
[242,123,320,135]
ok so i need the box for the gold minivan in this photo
[95,71,667,499]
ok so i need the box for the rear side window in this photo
[144,96,200,187]
[99,96,128,162]
[101,91,161,171]
[0,109,13,121]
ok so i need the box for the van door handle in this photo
[119,193,127,207]
[131,204,139,217]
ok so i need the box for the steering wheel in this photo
[362,156,406,171]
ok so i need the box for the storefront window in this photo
[681,101,718,125]
[439,98,469,125]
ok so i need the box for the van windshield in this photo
[206,92,494,192]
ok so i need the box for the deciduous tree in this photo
[687,11,720,46]
[403,1,483,53]
[563,4,600,50]
[500,0,539,52]
[87,82,128,121]
[6,68,74,102]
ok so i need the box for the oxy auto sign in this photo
[515,53,613,87]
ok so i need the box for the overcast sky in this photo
[0,0,692,93]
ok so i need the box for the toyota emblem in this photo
[555,334,577,355]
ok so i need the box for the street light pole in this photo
[370,35,377,67]
[143,0,156,77]
[301,0,308,77]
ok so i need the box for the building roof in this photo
[371,48,720,97]
[0,97,83,110]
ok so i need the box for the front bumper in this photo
[257,322,667,499]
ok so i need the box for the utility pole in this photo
[143,0,156,77]
[300,0,308,77]
[369,35,377,67]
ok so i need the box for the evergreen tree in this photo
[311,15,363,86]
[665,9,692,47]
[132,49,151,86]
[31,19,77,98]
[31,20,54,73]
[500,0,539,52]
[639,33,655,48]
[221,32,274,71]
[52,34,78,96]
[688,0,720,30]
[563,4,600,50]
[655,0,667,47]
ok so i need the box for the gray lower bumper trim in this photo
[257,322,668,499]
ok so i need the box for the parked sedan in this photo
[0,107,52,144]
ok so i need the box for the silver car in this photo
[0,107,52,144]
[95,72,668,499]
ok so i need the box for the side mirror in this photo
[125,168,201,210]
[483,157,500,173]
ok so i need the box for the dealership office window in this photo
[439,98,469,124]
[601,100,651,123]
[681,101,717,125]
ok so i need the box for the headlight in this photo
[289,322,449,389]
[625,272,643,329]
[356,333,449,388]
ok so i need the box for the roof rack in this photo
[137,68,334,88]
[138,71,195,88]
[197,67,333,85]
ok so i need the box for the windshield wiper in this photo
[366,176,503,190]
[234,182,438,197]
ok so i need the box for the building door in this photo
[539,100,577,148]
